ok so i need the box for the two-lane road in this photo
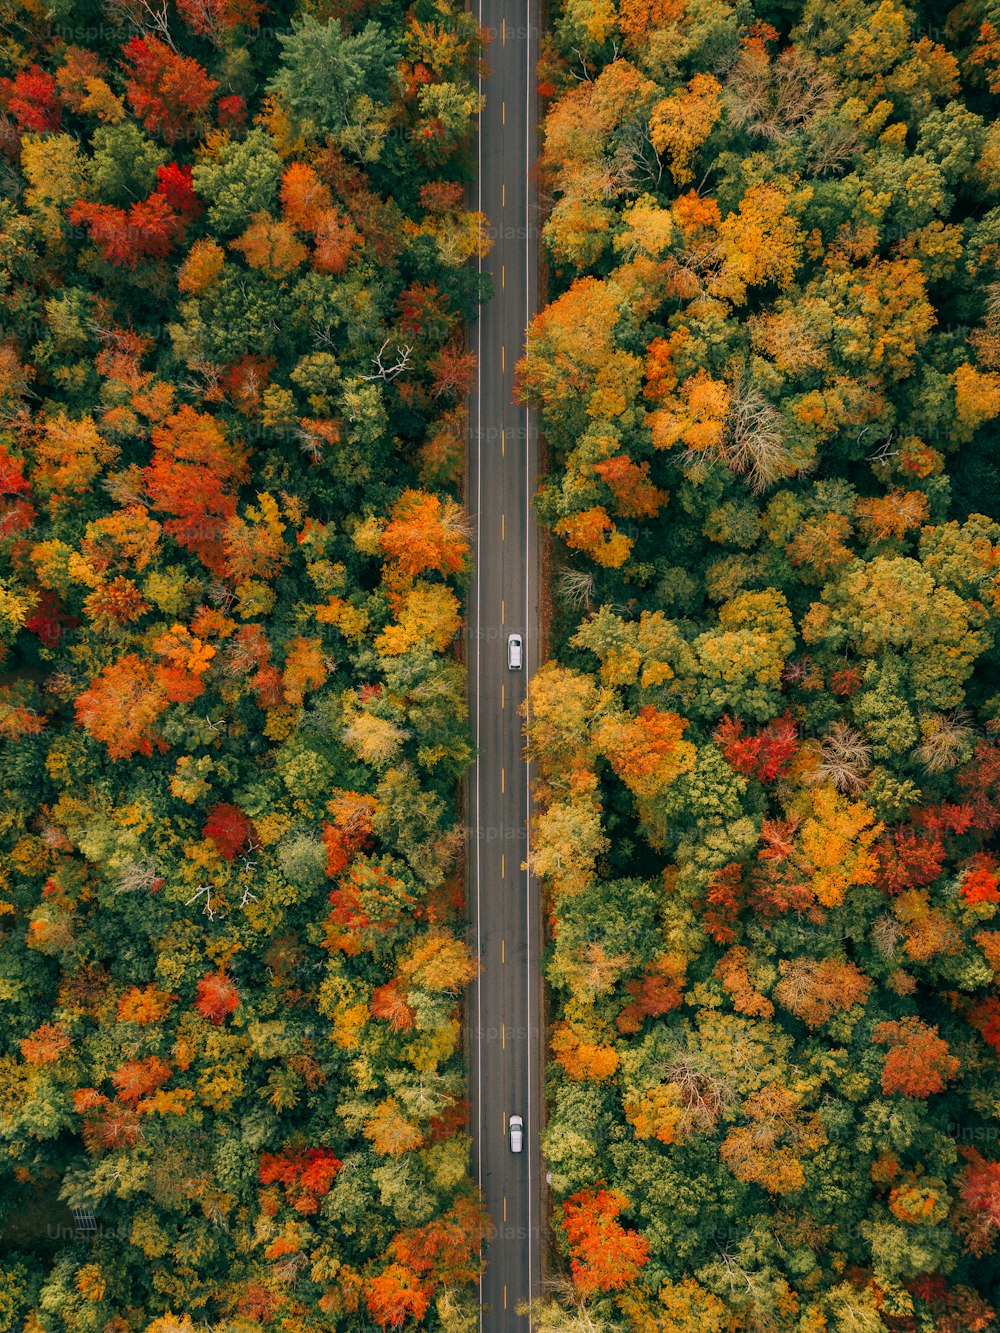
[468,0,541,1325]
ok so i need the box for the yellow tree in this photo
[648,73,722,184]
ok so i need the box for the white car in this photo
[507,633,522,670]
[509,1114,523,1153]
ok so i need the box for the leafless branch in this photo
[106,0,177,49]
[362,339,413,383]
[186,884,216,922]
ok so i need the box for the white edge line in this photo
[475,0,484,1322]
[524,0,535,1323]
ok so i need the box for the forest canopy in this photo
[522,0,1000,1328]
[0,0,489,1328]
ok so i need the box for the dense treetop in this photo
[521,1,1000,1328]
[0,0,490,1328]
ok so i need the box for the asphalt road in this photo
[467,0,542,1325]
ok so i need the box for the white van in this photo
[507,633,522,670]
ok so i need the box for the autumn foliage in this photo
[0,0,488,1324]
[258,1147,342,1213]
[122,37,218,142]
[202,802,256,860]
[74,654,168,759]
[561,1188,650,1295]
[873,1019,961,1099]
[523,0,1000,1322]
[193,971,240,1025]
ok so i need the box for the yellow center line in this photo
[503,1111,507,1134]
[502,100,506,126]
[501,512,505,541]
[501,767,505,793]
[501,1022,505,1049]
[502,183,505,208]
[501,598,505,625]
[503,1196,507,1222]
[501,683,505,709]
[502,16,506,45]
[501,263,505,289]
[501,345,505,373]
[501,853,505,879]
[501,427,505,456]
[504,1286,507,1311]
[502,938,506,963]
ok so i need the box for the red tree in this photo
[0,65,61,131]
[960,855,1000,905]
[913,802,976,837]
[429,340,477,401]
[322,792,375,876]
[143,405,248,571]
[703,862,744,944]
[112,1055,173,1105]
[259,1147,342,1214]
[959,741,1000,836]
[390,1196,487,1285]
[194,970,240,1025]
[561,1188,650,1295]
[0,442,36,539]
[217,92,247,128]
[970,995,1000,1052]
[873,1018,960,1098]
[875,827,947,895]
[156,162,201,216]
[366,1264,431,1329]
[830,666,863,695]
[714,712,799,783]
[203,802,257,860]
[122,36,218,142]
[69,192,184,269]
[961,1149,1000,1228]
[396,281,456,341]
[954,1147,1000,1258]
[616,957,685,1034]
[75,1094,141,1153]
[370,980,416,1031]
